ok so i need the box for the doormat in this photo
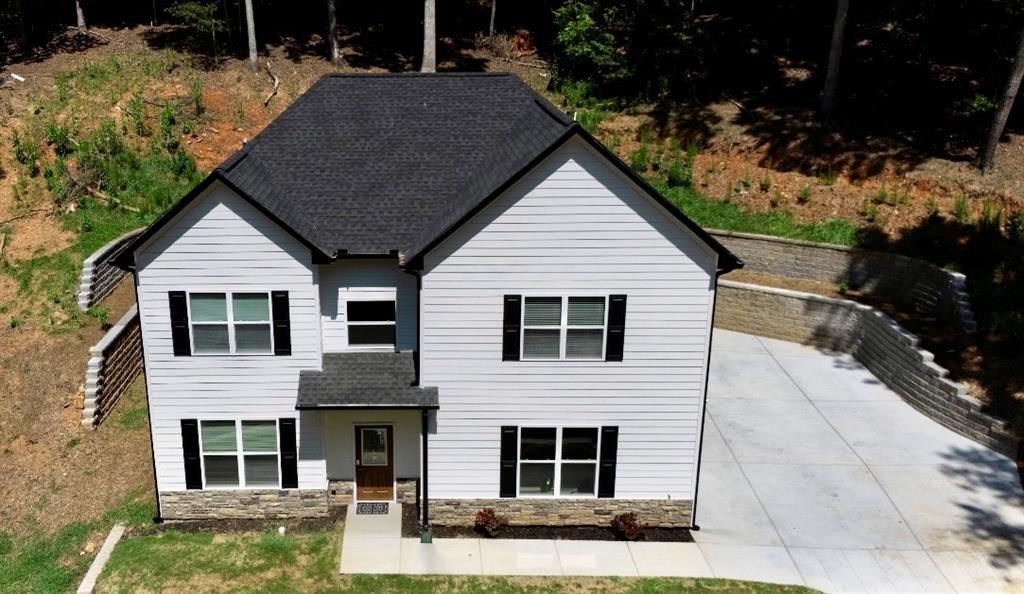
[356,502,389,515]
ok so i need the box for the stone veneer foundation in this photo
[428,498,693,528]
[161,489,330,520]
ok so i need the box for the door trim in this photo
[353,424,396,503]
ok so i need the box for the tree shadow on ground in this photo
[1,29,107,66]
[140,26,231,71]
[937,445,1024,573]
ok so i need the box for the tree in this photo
[243,0,257,69]
[166,1,227,50]
[75,0,88,31]
[821,0,850,118]
[421,0,436,72]
[980,25,1024,171]
[488,0,496,39]
[327,0,341,63]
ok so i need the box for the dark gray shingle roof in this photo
[115,72,741,272]
[219,72,574,257]
[296,352,439,409]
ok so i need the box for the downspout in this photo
[131,267,163,524]
[689,268,724,531]
[403,266,431,542]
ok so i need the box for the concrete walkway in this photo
[340,331,1024,592]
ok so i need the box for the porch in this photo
[296,351,436,515]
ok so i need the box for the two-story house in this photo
[114,73,741,530]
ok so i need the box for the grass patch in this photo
[0,496,154,594]
[652,179,859,246]
[1,52,204,333]
[111,382,149,431]
[98,527,818,594]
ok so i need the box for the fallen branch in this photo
[264,61,279,107]
[0,208,51,226]
[0,232,6,256]
[722,94,748,113]
[66,26,112,43]
[499,57,548,69]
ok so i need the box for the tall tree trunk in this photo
[980,25,1024,171]
[821,0,850,118]
[244,0,257,70]
[488,0,496,39]
[75,0,87,31]
[151,0,159,26]
[221,0,235,53]
[327,0,341,63]
[421,0,436,73]
[18,0,31,49]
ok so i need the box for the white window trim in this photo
[520,295,608,361]
[346,298,397,350]
[515,426,601,499]
[199,419,281,490]
[187,291,274,356]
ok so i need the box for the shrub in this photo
[611,512,644,541]
[188,75,204,117]
[630,143,649,173]
[474,508,509,537]
[159,104,179,152]
[576,108,606,135]
[759,174,772,193]
[126,95,150,136]
[953,195,971,223]
[818,166,837,186]
[796,185,812,204]
[666,151,693,188]
[43,122,76,157]
[12,131,40,175]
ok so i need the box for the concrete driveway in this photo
[698,330,1024,593]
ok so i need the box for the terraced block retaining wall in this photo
[77,229,143,311]
[716,280,1017,457]
[82,305,144,427]
[710,230,977,333]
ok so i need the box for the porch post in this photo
[420,407,432,542]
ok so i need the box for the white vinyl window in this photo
[200,420,279,489]
[518,427,599,497]
[189,292,273,355]
[347,300,396,347]
[521,296,606,360]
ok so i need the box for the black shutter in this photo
[605,294,627,362]
[181,419,202,490]
[499,426,518,497]
[169,291,191,356]
[597,426,618,498]
[279,418,298,489]
[271,291,291,356]
[502,295,521,361]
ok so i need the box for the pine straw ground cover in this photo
[95,526,819,594]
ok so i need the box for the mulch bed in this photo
[401,511,691,542]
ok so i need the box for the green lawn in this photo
[0,498,154,594]
[95,527,819,594]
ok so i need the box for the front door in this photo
[355,426,394,500]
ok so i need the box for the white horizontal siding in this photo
[319,259,417,352]
[422,138,716,501]
[135,182,327,493]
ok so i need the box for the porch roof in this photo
[296,352,438,410]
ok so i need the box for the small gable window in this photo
[189,292,272,355]
[521,296,606,360]
[347,300,396,347]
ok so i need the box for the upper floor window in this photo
[189,292,272,354]
[348,300,396,347]
[521,296,606,360]
[200,420,279,488]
